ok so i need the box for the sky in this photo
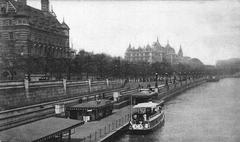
[28,0,240,65]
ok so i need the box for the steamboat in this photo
[129,101,165,133]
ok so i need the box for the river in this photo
[113,78,240,142]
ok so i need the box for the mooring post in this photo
[63,78,67,94]
[106,78,109,87]
[88,79,92,92]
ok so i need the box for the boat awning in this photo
[133,102,159,109]
[0,117,83,142]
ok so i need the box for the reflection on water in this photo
[114,78,240,142]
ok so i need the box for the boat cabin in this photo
[132,101,163,123]
[129,101,165,131]
[66,99,113,122]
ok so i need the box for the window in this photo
[9,32,14,40]
[17,19,26,25]
[3,20,8,25]
[9,20,12,25]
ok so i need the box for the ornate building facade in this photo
[0,0,73,79]
[125,38,184,64]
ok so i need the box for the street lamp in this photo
[164,73,169,90]
[20,52,32,81]
[155,72,158,88]
[189,72,191,82]
[178,72,181,85]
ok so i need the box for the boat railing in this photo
[148,110,162,120]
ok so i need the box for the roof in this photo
[6,0,68,35]
[68,99,113,110]
[133,101,159,109]
[0,117,83,142]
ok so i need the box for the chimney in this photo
[17,0,26,5]
[41,0,49,12]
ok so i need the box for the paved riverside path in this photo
[71,106,131,142]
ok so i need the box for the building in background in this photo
[125,38,186,64]
[0,0,74,79]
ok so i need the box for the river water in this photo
[114,78,240,142]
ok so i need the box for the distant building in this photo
[216,58,240,71]
[125,38,185,64]
[0,0,74,79]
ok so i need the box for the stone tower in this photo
[178,45,183,57]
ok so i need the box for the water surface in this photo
[114,78,240,142]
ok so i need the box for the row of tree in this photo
[1,49,222,81]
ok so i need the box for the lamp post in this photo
[20,52,32,81]
[184,72,187,85]
[189,72,191,83]
[173,72,176,87]
[165,73,169,90]
[178,72,181,86]
[192,72,195,80]
[155,72,158,88]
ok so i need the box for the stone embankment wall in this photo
[0,79,123,110]
[157,78,206,101]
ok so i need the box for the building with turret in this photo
[0,0,73,79]
[125,38,183,64]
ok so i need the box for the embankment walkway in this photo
[71,106,131,142]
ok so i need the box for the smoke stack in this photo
[41,0,49,12]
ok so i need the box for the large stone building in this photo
[0,0,73,79]
[125,38,185,64]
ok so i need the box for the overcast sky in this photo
[29,0,240,65]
